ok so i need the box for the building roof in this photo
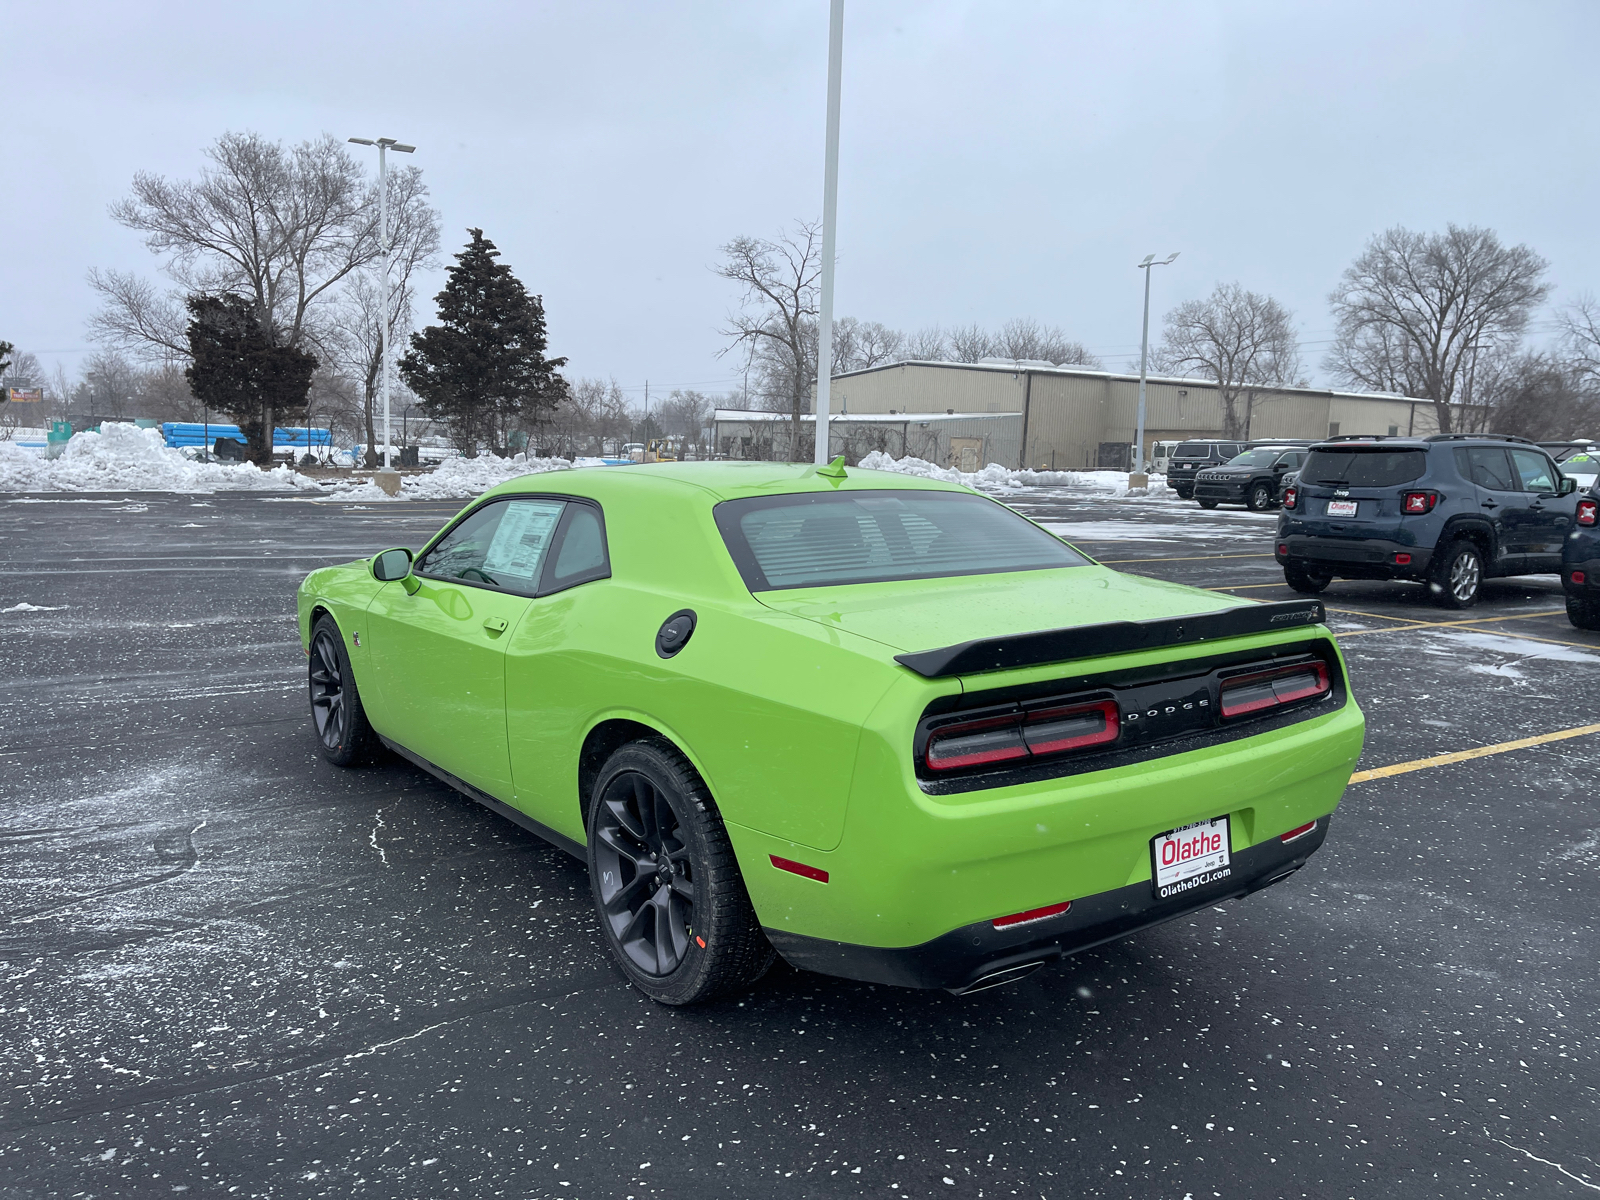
[828,359,1419,406]
[713,407,1018,424]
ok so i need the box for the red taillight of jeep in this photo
[1218,661,1331,719]
[924,699,1119,772]
[1578,499,1598,527]
[1282,485,1298,509]
[1402,491,1439,514]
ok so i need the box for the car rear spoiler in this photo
[893,600,1327,679]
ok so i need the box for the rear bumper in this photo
[1277,533,1432,579]
[1563,557,1600,597]
[766,818,1331,991]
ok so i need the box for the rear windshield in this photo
[1301,448,1426,487]
[714,490,1089,591]
[1175,442,1225,458]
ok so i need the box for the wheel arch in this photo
[1436,516,1496,562]
[578,713,716,831]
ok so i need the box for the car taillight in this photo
[925,699,1119,772]
[1218,661,1331,719]
[1402,491,1438,514]
[1282,485,1298,509]
[1578,499,1598,526]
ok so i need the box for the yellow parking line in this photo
[1100,553,1275,565]
[1336,609,1566,637]
[1447,626,1600,652]
[1350,723,1600,783]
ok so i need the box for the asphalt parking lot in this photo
[2,486,1597,1199]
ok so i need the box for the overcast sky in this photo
[5,0,1597,400]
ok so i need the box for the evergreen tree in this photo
[400,229,567,456]
[184,294,318,465]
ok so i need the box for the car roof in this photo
[486,460,972,505]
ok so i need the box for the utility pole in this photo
[812,0,845,466]
[1133,251,1179,483]
[348,136,415,492]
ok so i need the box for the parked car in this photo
[1562,487,1600,630]
[1149,439,1181,475]
[1276,434,1579,608]
[297,461,1364,1002]
[1194,446,1309,511]
[1551,444,1600,491]
[1165,440,1247,499]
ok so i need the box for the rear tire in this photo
[1247,481,1274,512]
[1429,540,1483,609]
[1568,596,1600,631]
[308,615,381,767]
[587,738,775,1005]
[1284,566,1331,594]
[1198,499,1219,510]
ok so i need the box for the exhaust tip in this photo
[947,960,1046,996]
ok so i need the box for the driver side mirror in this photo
[1560,476,1578,496]
[371,547,420,594]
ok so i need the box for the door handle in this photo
[483,616,508,635]
[1480,500,1498,510]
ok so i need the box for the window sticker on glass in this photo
[481,500,564,585]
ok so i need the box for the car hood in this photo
[753,566,1250,657]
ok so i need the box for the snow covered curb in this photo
[325,452,581,501]
[854,451,1173,497]
[0,423,319,494]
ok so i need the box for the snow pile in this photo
[854,451,1173,497]
[328,450,577,501]
[0,423,318,494]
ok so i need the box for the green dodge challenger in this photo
[297,461,1364,1003]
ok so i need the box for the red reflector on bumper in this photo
[1280,821,1317,843]
[1393,552,1412,565]
[1575,570,1588,585]
[770,855,828,883]
[992,900,1072,928]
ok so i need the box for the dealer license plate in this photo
[1326,499,1358,517]
[1151,817,1232,899]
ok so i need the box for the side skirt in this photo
[379,736,587,862]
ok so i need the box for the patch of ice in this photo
[1429,630,1600,665]
[1,602,68,613]
[0,423,319,494]
[855,451,1173,497]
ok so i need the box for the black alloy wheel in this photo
[587,739,774,1005]
[593,770,697,977]
[1247,481,1274,512]
[1430,539,1483,609]
[308,615,379,766]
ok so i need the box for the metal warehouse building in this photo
[801,360,1447,471]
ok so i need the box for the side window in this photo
[1509,449,1557,494]
[543,502,611,593]
[1467,447,1517,491]
[417,498,566,595]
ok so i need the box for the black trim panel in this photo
[764,818,1330,992]
[893,600,1325,679]
[380,736,587,861]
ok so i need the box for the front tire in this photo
[587,738,774,1005]
[1284,566,1331,594]
[1198,499,1219,510]
[1247,481,1274,512]
[1430,540,1483,609]
[308,615,381,766]
[1568,596,1600,631]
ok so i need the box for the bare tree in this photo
[992,317,1101,367]
[1157,282,1302,439]
[946,323,994,363]
[832,318,905,371]
[716,221,822,459]
[90,131,400,363]
[903,326,949,361]
[1561,294,1600,385]
[1479,350,1600,440]
[1326,225,1549,434]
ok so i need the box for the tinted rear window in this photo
[1301,448,1426,487]
[1174,442,1217,458]
[715,490,1089,591]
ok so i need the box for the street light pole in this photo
[348,136,415,481]
[812,0,844,466]
[1134,252,1179,478]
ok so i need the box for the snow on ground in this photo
[0,424,318,494]
[1424,629,1600,668]
[325,452,577,501]
[1040,518,1270,543]
[855,451,1173,497]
